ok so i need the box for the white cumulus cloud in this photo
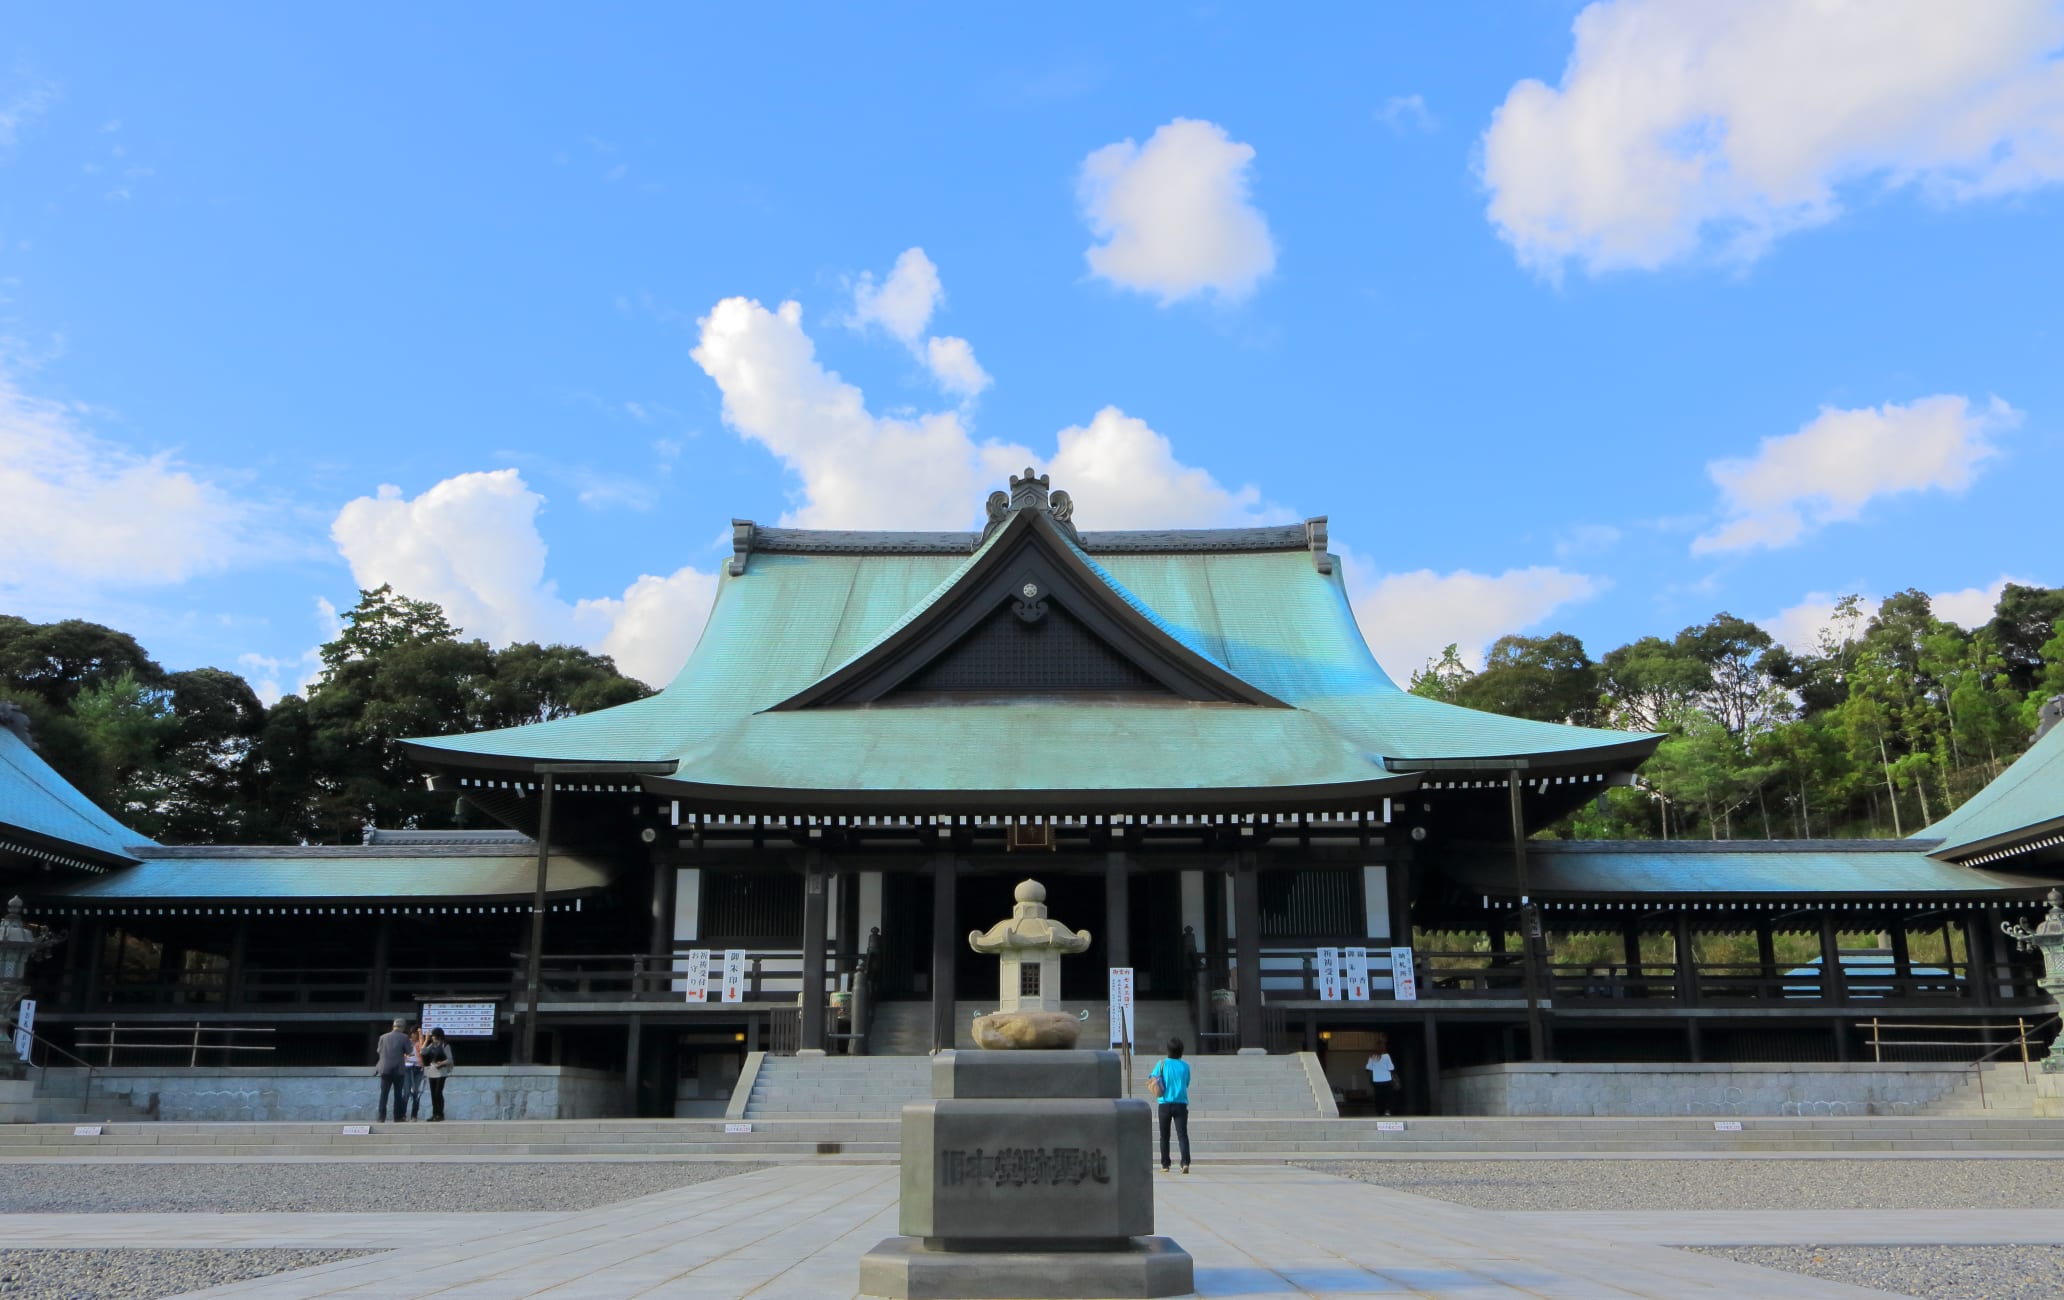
[1481,0,2064,274]
[1693,395,2017,554]
[849,247,993,400]
[693,294,1270,532]
[0,369,254,598]
[1078,118,1277,302]
[330,470,716,688]
[1345,561,1604,679]
[1933,575,2041,630]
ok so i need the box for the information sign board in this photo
[681,949,712,1002]
[1388,947,1418,1001]
[1107,967,1134,1047]
[12,997,33,1061]
[1342,948,1370,1001]
[421,1002,498,1037]
[1376,1120,1406,1132]
[720,949,748,1003]
[1315,947,1341,1001]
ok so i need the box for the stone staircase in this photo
[6,1113,2064,1160]
[743,1056,933,1119]
[741,1049,1327,1119]
[30,1069,155,1125]
[1918,1061,2043,1116]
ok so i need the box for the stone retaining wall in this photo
[1440,1062,1973,1117]
[36,1065,623,1122]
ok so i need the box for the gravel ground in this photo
[1300,1159,2064,1211]
[1688,1244,2064,1299]
[0,1249,374,1299]
[0,1161,767,1214]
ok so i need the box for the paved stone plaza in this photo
[4,1159,2064,1298]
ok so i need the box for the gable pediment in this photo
[769,483,1286,710]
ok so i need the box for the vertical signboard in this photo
[1389,946,1418,1001]
[1343,948,1370,1002]
[1107,967,1135,1047]
[720,949,748,1004]
[1315,947,1342,1001]
[12,997,33,1061]
[681,949,712,1003]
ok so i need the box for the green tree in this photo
[1453,633,1600,725]
[1407,644,1473,703]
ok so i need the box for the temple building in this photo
[5,474,2060,1116]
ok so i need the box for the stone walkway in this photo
[14,1162,2053,1297]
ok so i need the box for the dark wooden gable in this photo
[769,508,1287,710]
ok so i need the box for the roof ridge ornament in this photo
[981,469,1080,542]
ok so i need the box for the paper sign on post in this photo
[1315,947,1341,1001]
[1389,947,1418,1001]
[682,949,711,1002]
[720,949,748,1004]
[1107,967,1134,1047]
[1343,948,1370,1001]
[11,997,32,1061]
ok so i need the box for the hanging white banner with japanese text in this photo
[1107,967,1134,1047]
[1316,947,1342,1001]
[682,949,711,1002]
[1389,946,1418,1001]
[720,949,748,1004]
[1343,948,1370,1001]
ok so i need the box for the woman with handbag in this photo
[420,1027,455,1122]
[1147,1038,1192,1174]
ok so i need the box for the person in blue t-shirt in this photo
[1148,1037,1193,1173]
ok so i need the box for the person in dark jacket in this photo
[373,1019,410,1122]
[420,1027,455,1122]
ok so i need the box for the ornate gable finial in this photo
[1009,467,1050,511]
[982,470,1079,541]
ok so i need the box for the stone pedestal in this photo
[0,1077,36,1124]
[2038,1071,2064,1119]
[859,1050,1193,1299]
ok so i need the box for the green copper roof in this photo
[42,842,610,902]
[0,725,152,868]
[1448,839,2051,898]
[407,507,1660,804]
[1923,721,2064,862]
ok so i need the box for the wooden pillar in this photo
[226,916,250,1011]
[1233,853,1263,1052]
[1756,917,1778,1002]
[1104,851,1131,970]
[1685,1018,1703,1063]
[799,853,828,1054]
[623,1014,644,1117]
[1818,913,1848,1004]
[648,854,675,961]
[931,853,958,1053]
[520,772,555,1066]
[1888,915,1912,997]
[1965,912,1995,1006]
[1387,861,1415,949]
[1421,1017,1441,1116]
[369,916,393,1011]
[1620,920,1642,976]
[1672,914,1697,1006]
[1509,777,1547,1062]
[79,921,105,1012]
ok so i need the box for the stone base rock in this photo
[0,1077,34,1124]
[858,1234,1193,1299]
[972,1011,1081,1050]
[2038,1070,2064,1118]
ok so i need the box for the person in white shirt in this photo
[1365,1051,1396,1115]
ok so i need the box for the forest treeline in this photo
[4,582,2060,847]
[0,586,650,845]
[1409,585,2064,840]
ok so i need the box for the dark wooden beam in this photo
[1233,852,1263,1052]
[931,852,958,1053]
[799,852,828,1054]
[1105,850,1131,970]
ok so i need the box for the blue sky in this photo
[2,3,2059,698]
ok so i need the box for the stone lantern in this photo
[0,898,42,1082]
[967,879,1091,1049]
[2002,888,2064,1077]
